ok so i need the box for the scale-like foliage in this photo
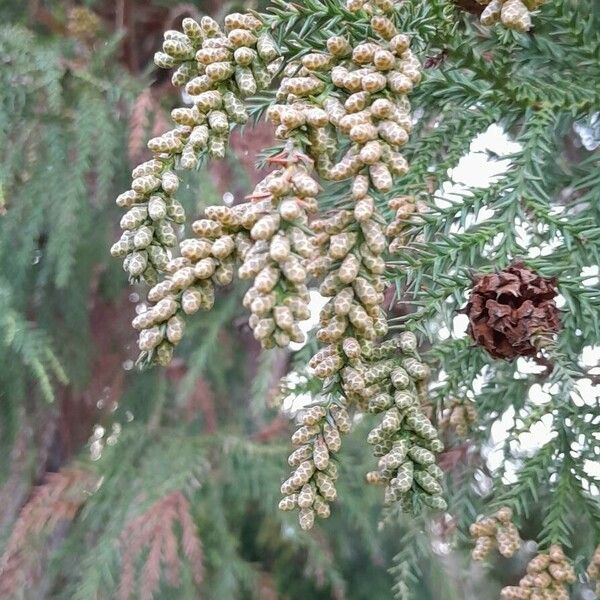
[0,1,598,599]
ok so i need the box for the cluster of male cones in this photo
[111,0,563,538]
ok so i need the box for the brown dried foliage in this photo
[119,491,204,600]
[464,261,560,359]
[128,88,161,165]
[0,468,97,597]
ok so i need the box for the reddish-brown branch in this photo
[119,492,204,599]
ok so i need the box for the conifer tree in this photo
[0,1,598,599]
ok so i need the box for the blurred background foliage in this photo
[0,0,598,599]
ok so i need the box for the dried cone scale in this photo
[112,13,281,283]
[476,0,546,32]
[501,545,576,600]
[470,506,521,561]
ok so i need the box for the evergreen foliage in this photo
[0,1,598,599]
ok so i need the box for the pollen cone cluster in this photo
[159,13,281,159]
[363,333,446,511]
[386,195,428,254]
[306,172,389,381]
[470,506,521,560]
[133,144,320,362]
[346,0,404,17]
[275,21,420,193]
[270,9,423,395]
[113,13,280,283]
[501,545,576,600]
[240,149,318,349]
[586,545,600,597]
[266,1,419,193]
[132,203,252,366]
[279,402,352,530]
[442,397,478,437]
[273,8,440,523]
[111,158,184,284]
[476,0,545,32]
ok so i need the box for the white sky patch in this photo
[435,124,521,232]
[289,289,329,351]
[582,265,599,287]
[450,124,521,187]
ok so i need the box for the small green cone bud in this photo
[138,326,163,351]
[128,251,148,277]
[234,66,257,97]
[154,51,177,69]
[298,507,315,530]
[166,314,185,344]
[315,472,337,502]
[426,463,444,480]
[148,196,167,220]
[208,135,227,159]
[133,226,154,249]
[288,444,313,467]
[279,494,298,511]
[313,495,331,518]
[381,407,402,433]
[413,469,443,495]
[299,405,327,426]
[166,199,185,224]
[297,483,315,509]
[162,39,195,60]
[472,535,494,561]
[291,425,319,445]
[421,495,447,511]
[394,390,414,410]
[399,331,418,353]
[154,340,174,366]
[256,32,279,62]
[391,460,414,493]
[367,424,386,445]
[223,91,249,123]
[403,357,429,380]
[161,171,179,195]
[407,445,436,466]
[292,460,316,487]
[313,435,330,470]
[330,405,352,433]
[323,422,341,452]
[369,393,393,413]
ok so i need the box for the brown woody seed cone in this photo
[464,261,559,359]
